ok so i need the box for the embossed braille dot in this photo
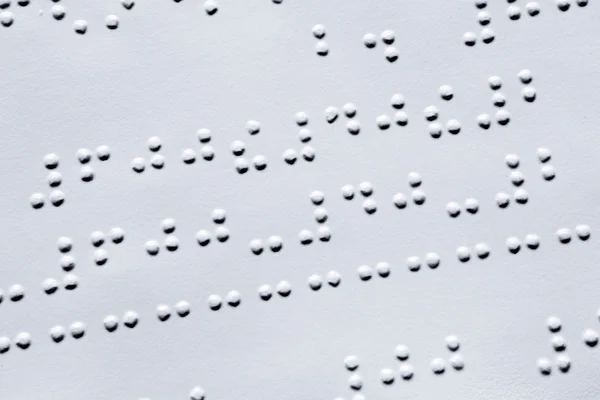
[123,311,138,328]
[556,0,571,11]
[15,332,31,349]
[547,316,562,332]
[44,153,59,170]
[246,120,260,135]
[477,114,491,129]
[76,148,92,164]
[424,106,439,122]
[224,290,241,307]
[283,149,297,165]
[341,184,355,200]
[313,207,328,223]
[309,190,325,206]
[363,33,377,48]
[326,270,341,287]
[463,32,477,46]
[189,386,206,400]
[507,5,521,20]
[196,230,211,246]
[325,106,339,123]
[276,281,291,297]
[393,193,408,209]
[215,226,229,242]
[348,374,362,391]
[105,14,119,30]
[0,337,10,353]
[426,252,440,269]
[229,141,245,157]
[209,208,226,224]
[450,354,465,370]
[103,315,118,332]
[161,218,176,234]
[551,335,566,351]
[96,145,110,161]
[363,199,377,214]
[537,358,551,375]
[428,122,442,138]
[295,112,309,127]
[407,172,422,188]
[464,198,479,214]
[536,147,551,163]
[505,154,520,169]
[312,24,326,39]
[122,0,135,9]
[0,0,9,9]
[267,236,283,252]
[109,227,125,244]
[412,190,426,205]
[94,249,108,265]
[493,92,506,107]
[509,170,525,187]
[495,192,510,208]
[80,166,94,182]
[63,274,78,290]
[344,355,359,371]
[308,275,322,291]
[43,278,59,295]
[575,224,591,240]
[556,228,572,244]
[0,11,13,27]
[301,146,315,162]
[50,326,65,343]
[49,190,65,207]
[317,226,331,242]
[258,284,272,301]
[69,321,86,339]
[343,103,357,118]
[446,119,461,135]
[395,111,409,126]
[583,328,598,346]
[522,87,536,102]
[145,240,160,256]
[396,345,409,361]
[445,335,460,351]
[540,165,556,181]
[477,10,491,25]
[376,115,391,130]
[439,85,453,100]
[30,193,45,209]
[475,243,490,259]
[201,146,215,161]
[357,265,373,281]
[375,261,391,278]
[57,236,73,253]
[46,171,62,188]
[525,233,540,249]
[147,136,161,152]
[447,202,461,218]
[390,93,405,110]
[457,246,471,262]
[475,0,487,8]
[156,304,171,321]
[60,255,75,271]
[488,76,502,90]
[526,1,541,16]
[315,41,329,56]
[506,236,521,254]
[407,256,421,272]
[298,128,311,143]
[250,239,264,254]
[381,29,395,44]
[514,188,528,204]
[556,355,570,373]
[518,69,533,84]
[204,0,218,15]
[481,27,495,44]
[347,120,360,135]
[431,358,446,374]
[90,231,105,247]
[384,46,399,62]
[164,235,179,251]
[399,364,414,380]
[298,229,314,245]
[359,181,373,196]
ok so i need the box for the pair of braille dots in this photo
[363,29,399,63]
[156,301,191,320]
[48,321,88,342]
[138,386,206,400]
[0,332,32,353]
[537,316,571,375]
[555,0,590,12]
[311,24,329,56]
[0,283,26,304]
[556,224,591,244]
[42,274,78,294]
[505,2,543,20]
[283,112,316,165]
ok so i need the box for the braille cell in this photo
[0,11,13,27]
[96,145,110,161]
[428,122,442,138]
[477,114,491,129]
[477,11,491,25]
[94,249,108,265]
[164,235,179,251]
[475,243,490,259]
[556,0,570,11]
[399,364,414,380]
[267,236,283,252]
[249,239,264,254]
[583,328,598,347]
[384,46,399,62]
[201,146,215,161]
[457,246,471,262]
[357,265,373,281]
[246,120,260,135]
[514,188,528,204]
[327,270,341,287]
[30,192,45,209]
[431,358,446,374]
[575,224,591,240]
[63,274,78,290]
[506,236,521,254]
[551,335,566,351]
[103,315,119,332]
[0,337,9,353]
[156,304,171,321]
[298,128,311,143]
[298,229,314,245]
[204,0,218,15]
[348,374,362,391]
[276,281,291,297]
[547,316,562,333]
[122,0,135,9]
[57,236,73,253]
[189,386,206,400]
[395,111,409,126]
[215,226,230,242]
[308,275,322,291]
[446,335,460,351]
[60,255,75,271]
[363,199,377,214]
[109,227,125,244]
[407,256,421,272]
[80,166,94,182]
[123,311,139,328]
[258,284,273,301]
[312,24,326,39]
[301,146,315,162]
[556,355,570,373]
[69,321,86,339]
[145,240,160,256]
[174,301,190,317]
[522,86,536,102]
[446,202,461,218]
[50,326,65,343]
[492,92,506,107]
[375,261,391,277]
[537,358,552,375]
[43,278,59,295]
[343,103,357,118]
[90,231,105,247]
[526,2,540,16]
[450,354,465,370]
[283,149,297,165]
[317,226,331,242]
[376,114,391,130]
[363,33,377,48]
[463,32,477,46]
[412,190,426,205]
[325,106,339,123]
[77,148,92,164]
[347,120,360,135]
[15,332,31,349]
[424,106,439,122]
[507,5,521,20]
[196,230,211,246]
[525,233,540,249]
[226,290,242,308]
[556,228,572,244]
[480,28,495,44]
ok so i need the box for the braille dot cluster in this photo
[388,93,409,127]
[446,198,479,217]
[258,281,290,301]
[156,301,191,321]
[341,103,362,135]
[103,311,139,332]
[556,0,589,12]
[341,181,381,214]
[538,316,570,375]
[0,332,31,353]
[307,270,342,290]
[392,172,426,208]
[556,224,590,244]
[232,121,269,172]
[43,274,79,294]
[518,69,537,103]
[283,112,316,164]
[536,147,556,181]
[49,321,87,342]
[30,153,65,209]
[312,24,328,56]
[464,1,495,46]
[405,253,442,272]
[0,283,25,304]
[456,243,491,262]
[89,227,125,265]
[145,218,183,256]
[343,355,364,393]
[364,30,398,62]
[395,344,414,380]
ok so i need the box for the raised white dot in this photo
[307,275,322,291]
[57,236,73,253]
[295,111,309,126]
[480,27,495,44]
[196,230,211,246]
[276,280,291,297]
[80,166,94,182]
[407,256,421,272]
[312,24,326,39]
[343,103,357,118]
[445,335,460,351]
[446,202,461,218]
[49,325,66,343]
[457,246,471,262]
[477,113,491,129]
[175,301,191,317]
[381,368,395,384]
[551,335,566,351]
[518,69,533,84]
[381,29,395,44]
[514,188,528,204]
[525,233,540,249]
[164,235,179,251]
[575,224,591,240]
[547,316,562,332]
[15,332,31,349]
[431,358,446,374]
[249,238,264,254]
[541,165,556,181]
[258,285,272,301]
[375,261,391,278]
[325,106,339,123]
[450,354,465,370]
[301,146,315,162]
[363,33,377,48]
[103,315,118,332]
[246,120,260,135]
[207,294,222,310]
[317,226,331,242]
[42,278,59,295]
[201,145,215,161]
[315,41,329,56]
[327,270,341,287]
[384,46,399,62]
[357,265,373,281]
[204,0,218,15]
[347,120,360,135]
[298,229,313,245]
[556,228,572,244]
[412,189,426,205]
[156,304,172,321]
[463,32,477,46]
[341,184,355,200]
[393,193,408,209]
[348,374,362,390]
[94,248,108,265]
[537,357,551,375]
[145,240,160,256]
[475,243,490,259]
[583,328,598,347]
[151,154,165,169]
[399,364,414,380]
[376,114,391,130]
[506,236,521,254]
[556,354,570,373]
[424,106,439,121]
[96,145,110,161]
[363,199,377,214]
[132,157,145,172]
[63,274,78,290]
[189,386,206,400]
[267,235,283,252]
[395,344,409,360]
[230,140,244,156]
